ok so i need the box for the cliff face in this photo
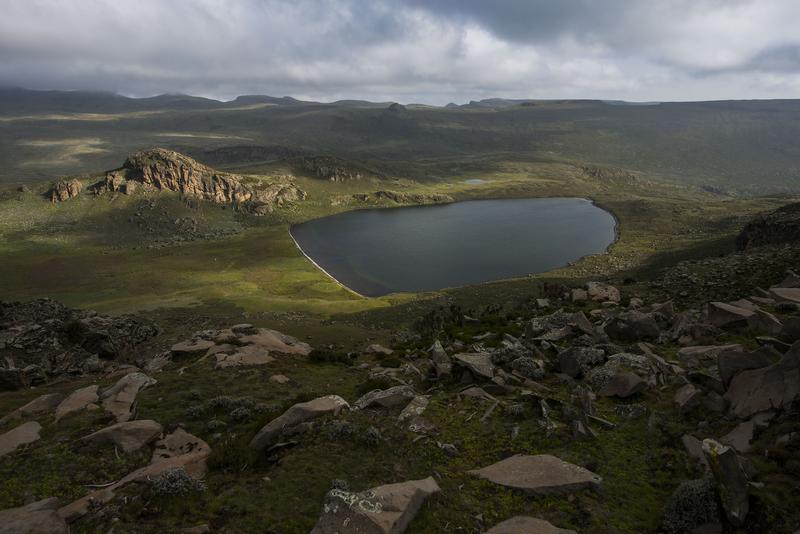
[94,148,305,214]
[737,202,800,250]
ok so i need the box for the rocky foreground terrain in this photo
[1,204,800,533]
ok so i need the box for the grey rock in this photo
[485,516,577,534]
[0,498,68,533]
[702,439,749,527]
[717,346,777,387]
[453,352,495,379]
[598,372,647,398]
[353,385,416,410]
[80,420,163,453]
[604,311,660,341]
[557,346,605,378]
[250,395,349,451]
[0,421,42,458]
[674,384,702,413]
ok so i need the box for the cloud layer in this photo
[1,0,799,103]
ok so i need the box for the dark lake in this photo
[290,198,616,296]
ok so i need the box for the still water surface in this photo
[291,198,616,296]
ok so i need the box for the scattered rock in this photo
[674,384,702,413]
[171,339,215,359]
[398,396,429,423]
[604,311,660,341]
[597,372,647,398]
[557,346,605,378]
[453,352,495,379]
[717,346,776,387]
[310,477,440,534]
[724,341,800,419]
[0,498,68,533]
[353,385,416,410]
[0,421,42,458]
[250,395,349,451]
[469,454,602,496]
[365,344,393,355]
[54,385,99,422]
[702,439,749,527]
[0,393,63,425]
[49,179,82,202]
[586,281,620,302]
[485,516,577,534]
[100,372,157,423]
[708,302,754,329]
[79,420,163,453]
[270,374,291,384]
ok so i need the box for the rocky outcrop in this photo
[736,202,800,250]
[93,148,306,214]
[0,299,157,387]
[296,155,368,182]
[49,179,82,202]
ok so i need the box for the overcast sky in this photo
[2,0,800,104]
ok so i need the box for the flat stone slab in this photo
[469,454,602,496]
[55,385,99,422]
[80,420,163,453]
[0,498,68,533]
[214,345,275,369]
[0,421,42,458]
[770,287,800,304]
[238,328,312,356]
[101,372,156,423]
[250,395,349,451]
[353,385,416,410]
[486,516,577,534]
[724,343,800,419]
[311,477,440,534]
[0,393,63,426]
[453,352,495,379]
[171,339,216,358]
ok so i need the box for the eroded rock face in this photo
[49,179,81,202]
[469,454,602,496]
[310,477,440,534]
[95,148,306,214]
[250,395,349,451]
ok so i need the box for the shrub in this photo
[326,420,355,441]
[206,419,227,432]
[150,468,206,497]
[662,477,720,533]
[362,426,382,447]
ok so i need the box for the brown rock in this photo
[469,454,602,496]
[674,383,702,413]
[0,498,68,533]
[486,516,577,534]
[171,339,215,358]
[54,385,99,422]
[79,420,163,453]
[0,421,42,458]
[49,179,81,202]
[214,345,274,369]
[250,395,349,451]
[311,477,440,534]
[0,393,63,426]
[101,372,156,423]
[708,302,754,329]
[453,352,495,379]
[598,372,647,398]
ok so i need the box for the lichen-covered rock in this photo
[310,477,440,534]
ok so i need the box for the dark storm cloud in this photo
[0,0,799,103]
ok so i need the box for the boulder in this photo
[0,498,68,533]
[310,477,440,534]
[0,421,42,458]
[353,385,416,410]
[250,395,349,451]
[557,346,605,378]
[717,346,777,388]
[724,342,800,419]
[237,328,312,355]
[681,434,710,471]
[485,516,577,534]
[214,346,274,369]
[171,339,215,359]
[54,385,99,422]
[0,393,63,425]
[702,439,749,527]
[677,344,743,368]
[469,454,602,496]
[398,396,429,423]
[770,287,800,305]
[59,428,210,522]
[571,288,588,302]
[453,352,495,379]
[101,372,156,423]
[269,374,291,384]
[586,282,620,303]
[707,302,754,329]
[597,372,647,398]
[674,383,702,413]
[365,344,394,355]
[719,413,772,454]
[80,420,163,453]
[604,311,660,341]
[746,309,783,336]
